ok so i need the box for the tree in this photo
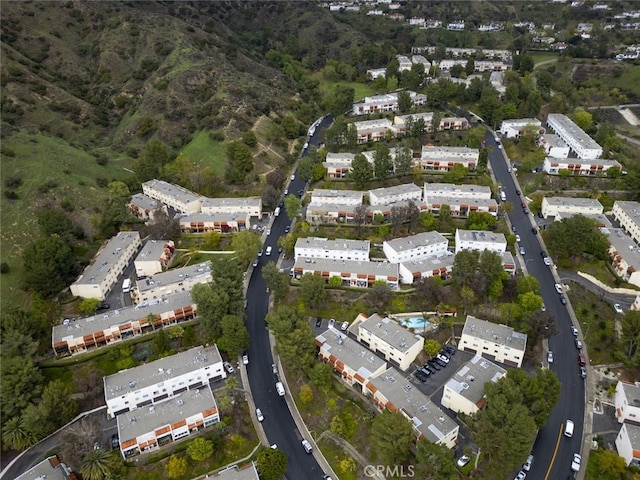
[466,211,496,231]
[394,144,413,176]
[366,281,392,311]
[349,153,373,190]
[326,85,355,117]
[217,315,249,358]
[450,64,464,78]
[442,163,468,183]
[452,249,480,289]
[545,215,608,261]
[371,411,414,465]
[80,448,114,480]
[424,339,441,357]
[517,276,540,295]
[414,277,443,306]
[265,307,316,373]
[224,141,254,184]
[39,379,78,431]
[414,439,457,480]
[420,211,436,230]
[165,455,188,479]
[152,328,171,356]
[298,156,314,182]
[298,384,313,405]
[187,437,213,462]
[591,449,626,478]
[573,109,593,130]
[241,130,257,147]
[397,90,412,113]
[620,310,640,362]
[23,234,77,297]
[191,283,229,338]
[390,204,407,234]
[256,446,288,480]
[262,261,289,302]
[308,362,333,391]
[77,298,101,315]
[353,204,370,236]
[2,416,37,450]
[373,143,392,181]
[460,286,476,315]
[231,230,262,267]
[410,117,426,138]
[135,139,170,181]
[284,194,302,219]
[299,273,326,307]
[37,210,79,238]
[465,58,475,76]
[0,355,43,421]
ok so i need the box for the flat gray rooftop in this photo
[444,355,506,403]
[369,183,422,199]
[135,240,172,264]
[544,196,603,210]
[143,179,202,205]
[423,183,492,197]
[614,201,640,227]
[385,231,448,253]
[456,229,506,244]
[462,315,527,351]
[15,457,71,480]
[547,113,603,151]
[294,258,399,279]
[136,262,211,294]
[358,313,421,353]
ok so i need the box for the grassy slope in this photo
[175,131,226,172]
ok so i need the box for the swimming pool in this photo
[401,317,430,330]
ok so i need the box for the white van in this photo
[266,246,272,256]
[564,419,574,438]
[500,191,507,202]
[122,278,131,293]
[275,381,285,397]
[274,207,281,217]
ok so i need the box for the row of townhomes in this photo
[315,313,519,449]
[306,182,496,226]
[538,197,640,288]
[105,345,225,458]
[292,225,515,288]
[498,115,622,176]
[132,179,262,232]
[614,381,640,467]
[351,113,470,144]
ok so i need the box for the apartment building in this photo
[311,189,364,206]
[104,344,225,418]
[398,252,455,284]
[315,327,388,393]
[616,423,640,467]
[128,193,167,224]
[615,381,640,423]
[498,118,544,138]
[499,251,517,276]
[438,59,509,72]
[134,240,175,278]
[455,229,507,254]
[541,197,604,219]
[292,258,399,290]
[424,183,492,200]
[294,237,370,262]
[52,291,197,355]
[393,112,434,135]
[543,156,621,176]
[178,212,250,233]
[354,118,394,144]
[459,315,527,367]
[441,355,506,415]
[538,134,570,158]
[416,146,479,171]
[323,152,355,178]
[209,463,260,480]
[201,197,262,217]
[117,384,220,458]
[136,262,212,304]
[369,199,429,221]
[612,201,640,245]
[305,202,360,224]
[365,368,459,448]
[438,117,470,131]
[142,179,203,214]
[70,231,141,301]
[383,231,449,263]
[546,114,603,160]
[15,456,75,480]
[425,196,498,217]
[605,227,640,288]
[369,183,422,206]
[352,91,427,116]
[354,313,424,371]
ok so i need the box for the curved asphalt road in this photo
[244,117,332,480]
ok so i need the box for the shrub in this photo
[4,190,18,199]
[96,177,108,188]
[4,176,23,189]
[0,262,9,274]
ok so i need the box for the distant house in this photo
[383,231,449,264]
[178,212,250,233]
[369,183,422,206]
[200,197,262,217]
[310,189,364,206]
[459,315,527,367]
[546,114,603,160]
[538,134,570,158]
[416,146,479,172]
[352,91,427,116]
[135,262,212,304]
[605,227,640,288]
[292,258,399,290]
[294,237,370,262]
[543,156,622,176]
[498,118,544,139]
[455,229,507,254]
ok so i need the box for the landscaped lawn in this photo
[315,76,377,102]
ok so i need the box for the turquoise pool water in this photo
[402,317,430,329]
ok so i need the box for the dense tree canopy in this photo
[22,234,78,297]
[545,214,609,261]
[371,410,414,466]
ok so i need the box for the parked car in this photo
[272,363,278,375]
[554,283,563,294]
[301,439,313,454]
[242,354,249,365]
[457,454,471,467]
[512,225,517,232]
[428,360,442,370]
[252,258,259,267]
[414,371,428,382]
[223,361,234,373]
[519,246,525,255]
[560,296,567,305]
[111,434,119,449]
[424,364,437,374]
[285,225,290,233]
[434,357,447,367]
[531,227,537,234]
[315,317,322,327]
[515,189,521,195]
[571,453,581,472]
[523,454,534,472]
[97,302,110,311]
[418,367,431,376]
[580,366,587,379]
[256,408,264,422]
[258,249,263,257]
[613,303,624,314]
[543,257,551,266]
[575,339,583,350]
[523,208,529,214]
[547,351,553,363]
[328,318,335,329]
[436,353,450,363]
[514,471,526,480]
[571,326,579,336]
[341,321,349,331]
[444,345,456,355]
[515,234,521,242]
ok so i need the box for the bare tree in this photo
[353,204,370,236]
[390,205,408,234]
[60,418,101,471]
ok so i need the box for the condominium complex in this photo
[546,113,603,160]
[142,179,203,214]
[294,237,370,262]
[543,156,621,176]
[459,315,527,368]
[604,227,640,288]
[178,212,251,233]
[383,231,449,263]
[70,231,141,300]
[423,183,492,199]
[310,189,364,206]
[538,134,570,158]
[612,201,640,245]
[498,118,544,138]
[425,196,498,217]
[352,91,427,116]
[201,197,262,217]
[135,262,212,304]
[454,229,507,254]
[369,183,422,206]
[416,146,479,171]
[292,257,399,290]
[134,240,175,278]
[15,457,75,480]
[541,197,604,219]
[128,193,167,224]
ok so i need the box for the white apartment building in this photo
[142,179,203,214]
[416,146,479,171]
[369,183,422,206]
[425,196,498,217]
[424,183,492,199]
[546,113,603,160]
[615,381,640,423]
[201,197,262,217]
[315,327,388,393]
[455,229,507,254]
[210,463,260,480]
[306,202,360,224]
[369,199,429,220]
[383,231,449,263]
[292,258,399,290]
[104,344,225,418]
[323,152,355,178]
[52,291,197,356]
[354,313,424,371]
[366,68,387,79]
[605,228,640,288]
[459,315,527,367]
[538,134,570,158]
[396,55,413,71]
[178,212,250,233]
[498,118,544,138]
[398,252,455,284]
[117,384,220,458]
[441,355,506,416]
[136,262,212,304]
[541,197,604,219]
[134,240,175,278]
[439,117,470,131]
[438,59,509,72]
[15,457,74,480]
[128,193,167,224]
[366,367,459,448]
[352,91,427,116]
[70,231,141,301]
[612,201,640,245]
[311,189,364,206]
[294,237,370,262]
[354,118,394,144]
[543,156,622,176]
[616,423,640,467]
[393,112,434,135]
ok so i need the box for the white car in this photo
[547,351,553,363]
[541,303,546,312]
[242,355,249,365]
[571,326,579,337]
[256,408,264,422]
[514,471,526,480]
[613,303,623,314]
[341,321,349,331]
[290,174,295,181]
[543,257,551,266]
[571,453,581,472]
[436,353,450,363]
[456,454,470,467]
[515,235,521,242]
[523,454,534,472]
[328,318,336,329]
[554,283,563,294]
[223,361,234,374]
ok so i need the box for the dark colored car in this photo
[434,357,447,367]
[285,226,290,233]
[515,189,521,195]
[531,227,537,234]
[444,345,456,355]
[414,371,428,382]
[428,360,442,371]
[111,434,119,449]
[418,367,431,376]
[560,296,568,305]
[315,317,322,327]
[541,251,548,258]
[424,364,437,374]
[97,302,110,311]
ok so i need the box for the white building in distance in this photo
[293,257,399,290]
[128,193,167,224]
[546,113,603,160]
[538,134,570,158]
[294,237,370,262]
[424,183,492,200]
[455,229,507,254]
[460,315,527,367]
[612,201,640,245]
[383,231,449,264]
[134,240,175,278]
[311,189,364,206]
[369,183,423,206]
[201,197,262,217]
[135,262,212,304]
[416,146,479,171]
[352,91,427,116]
[142,179,203,214]
[541,197,604,219]
[498,118,544,138]
[543,156,622,176]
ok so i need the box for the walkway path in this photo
[317,431,385,480]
